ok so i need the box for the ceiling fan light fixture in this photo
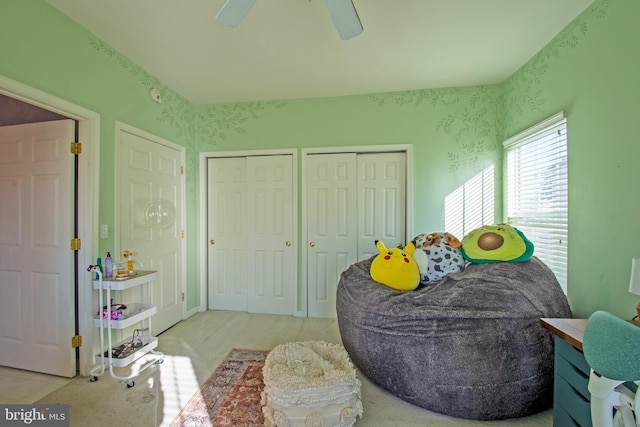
[215,0,257,27]
[324,0,363,40]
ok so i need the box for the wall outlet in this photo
[100,224,109,239]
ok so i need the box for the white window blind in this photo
[445,164,495,240]
[504,112,568,292]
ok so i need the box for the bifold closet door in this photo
[246,155,295,315]
[306,152,406,318]
[207,157,248,311]
[306,153,358,318]
[207,155,295,315]
[357,152,407,260]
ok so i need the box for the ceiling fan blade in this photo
[215,0,257,27]
[324,0,363,40]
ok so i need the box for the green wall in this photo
[502,0,640,318]
[2,0,637,319]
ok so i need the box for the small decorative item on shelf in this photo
[100,302,128,320]
[123,250,137,275]
[115,265,128,279]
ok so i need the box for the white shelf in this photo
[90,268,162,385]
[93,303,157,329]
[95,336,158,368]
[93,270,157,290]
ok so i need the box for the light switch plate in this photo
[100,224,109,239]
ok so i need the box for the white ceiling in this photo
[46,0,595,105]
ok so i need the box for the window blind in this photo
[504,112,568,292]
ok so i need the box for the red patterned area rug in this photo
[171,348,270,427]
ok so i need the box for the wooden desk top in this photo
[540,318,586,352]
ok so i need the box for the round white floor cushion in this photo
[261,341,363,427]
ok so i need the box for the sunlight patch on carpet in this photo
[158,355,200,426]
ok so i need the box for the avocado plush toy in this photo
[461,223,534,263]
[370,240,420,291]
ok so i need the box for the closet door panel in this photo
[306,153,358,318]
[207,157,248,311]
[246,155,295,315]
[357,153,407,260]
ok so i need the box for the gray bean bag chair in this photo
[336,256,572,420]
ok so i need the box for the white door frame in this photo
[114,121,187,331]
[0,74,100,376]
[301,145,413,317]
[198,149,298,313]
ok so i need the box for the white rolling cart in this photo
[87,265,164,388]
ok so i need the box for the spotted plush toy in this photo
[370,240,420,291]
[412,232,466,285]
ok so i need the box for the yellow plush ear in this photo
[404,241,416,256]
[375,240,387,254]
[370,241,420,291]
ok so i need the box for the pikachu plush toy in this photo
[370,240,420,291]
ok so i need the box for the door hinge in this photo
[71,335,82,348]
[70,142,82,155]
[181,229,185,238]
[180,166,184,175]
[70,238,81,251]
[181,292,185,302]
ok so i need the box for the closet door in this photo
[357,152,407,260]
[306,151,407,318]
[207,157,248,311]
[246,155,295,314]
[306,153,358,318]
[207,155,295,314]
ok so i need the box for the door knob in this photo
[309,242,315,248]
[286,241,291,247]
[209,239,215,245]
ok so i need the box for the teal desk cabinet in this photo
[541,318,592,427]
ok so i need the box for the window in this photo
[504,112,568,292]
[445,164,495,240]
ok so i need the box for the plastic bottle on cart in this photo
[105,252,113,278]
[96,257,102,279]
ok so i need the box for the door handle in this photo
[286,241,291,247]
[209,239,215,245]
[309,242,315,248]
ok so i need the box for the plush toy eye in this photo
[387,251,393,255]
[401,252,407,257]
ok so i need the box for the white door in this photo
[207,155,295,314]
[207,157,248,311]
[306,152,407,318]
[246,155,295,314]
[306,153,358,318]
[117,128,184,335]
[357,153,407,259]
[0,120,76,377]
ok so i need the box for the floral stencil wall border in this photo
[501,0,610,134]
[88,36,197,149]
[197,101,287,151]
[370,86,502,173]
[88,35,287,191]
[368,0,609,173]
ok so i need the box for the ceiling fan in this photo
[215,0,363,40]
